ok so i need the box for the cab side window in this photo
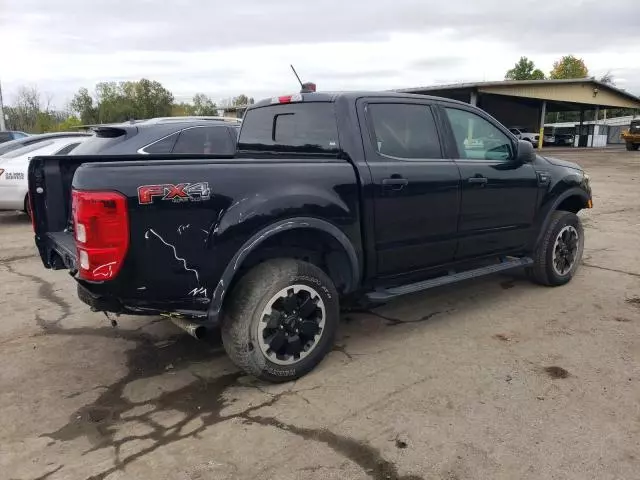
[445,108,513,161]
[368,103,442,159]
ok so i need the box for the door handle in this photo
[467,175,488,185]
[382,176,408,191]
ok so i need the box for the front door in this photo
[441,106,539,260]
[360,100,461,276]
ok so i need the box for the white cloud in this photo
[1,0,639,108]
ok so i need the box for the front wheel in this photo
[626,142,639,151]
[221,259,339,382]
[529,211,584,286]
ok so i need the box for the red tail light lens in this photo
[72,190,129,281]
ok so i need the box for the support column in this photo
[578,108,585,148]
[538,100,546,150]
[470,90,478,107]
[0,80,6,131]
[591,106,600,147]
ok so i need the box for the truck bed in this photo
[28,153,361,319]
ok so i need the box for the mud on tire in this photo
[221,258,339,383]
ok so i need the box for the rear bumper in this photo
[76,283,212,323]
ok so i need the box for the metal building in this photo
[397,79,640,148]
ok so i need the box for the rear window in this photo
[54,142,82,155]
[0,132,12,142]
[71,128,127,155]
[2,140,55,159]
[238,103,339,154]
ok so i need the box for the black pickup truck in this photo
[29,91,592,382]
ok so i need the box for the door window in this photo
[368,103,442,159]
[445,108,513,161]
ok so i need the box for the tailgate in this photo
[29,155,92,270]
[28,155,134,270]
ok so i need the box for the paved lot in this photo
[1,148,639,480]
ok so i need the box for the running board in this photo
[366,257,534,302]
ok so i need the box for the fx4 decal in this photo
[138,182,211,205]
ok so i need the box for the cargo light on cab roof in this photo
[270,81,317,104]
[271,93,303,104]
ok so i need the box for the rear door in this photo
[441,106,538,259]
[359,99,461,276]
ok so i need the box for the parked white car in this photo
[508,127,540,146]
[0,136,89,215]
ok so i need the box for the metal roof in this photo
[395,78,640,107]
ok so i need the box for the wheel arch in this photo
[207,217,360,325]
[531,188,590,250]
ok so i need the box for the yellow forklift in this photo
[621,119,640,151]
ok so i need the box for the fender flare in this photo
[207,217,360,325]
[532,187,590,249]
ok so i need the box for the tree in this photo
[70,87,98,124]
[232,94,254,106]
[192,93,217,115]
[6,86,42,131]
[70,79,175,124]
[171,102,196,116]
[549,55,589,79]
[57,116,83,131]
[220,94,255,108]
[600,71,614,85]
[505,57,545,81]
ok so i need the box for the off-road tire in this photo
[625,142,639,151]
[529,211,584,286]
[221,258,339,383]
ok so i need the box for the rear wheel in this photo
[529,211,584,286]
[625,142,639,151]
[221,258,339,382]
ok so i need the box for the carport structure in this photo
[397,79,640,148]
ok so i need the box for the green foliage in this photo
[549,55,589,79]
[8,79,256,132]
[192,93,217,115]
[505,57,545,81]
[57,116,83,131]
[71,79,175,124]
[70,87,98,124]
[171,102,196,116]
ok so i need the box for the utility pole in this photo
[0,79,6,131]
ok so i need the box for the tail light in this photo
[72,190,129,281]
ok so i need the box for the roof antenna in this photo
[290,64,316,93]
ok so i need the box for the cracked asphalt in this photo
[1,148,639,480]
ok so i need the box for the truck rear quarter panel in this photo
[72,159,361,310]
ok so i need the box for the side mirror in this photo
[516,140,536,163]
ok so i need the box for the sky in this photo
[1,0,639,109]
